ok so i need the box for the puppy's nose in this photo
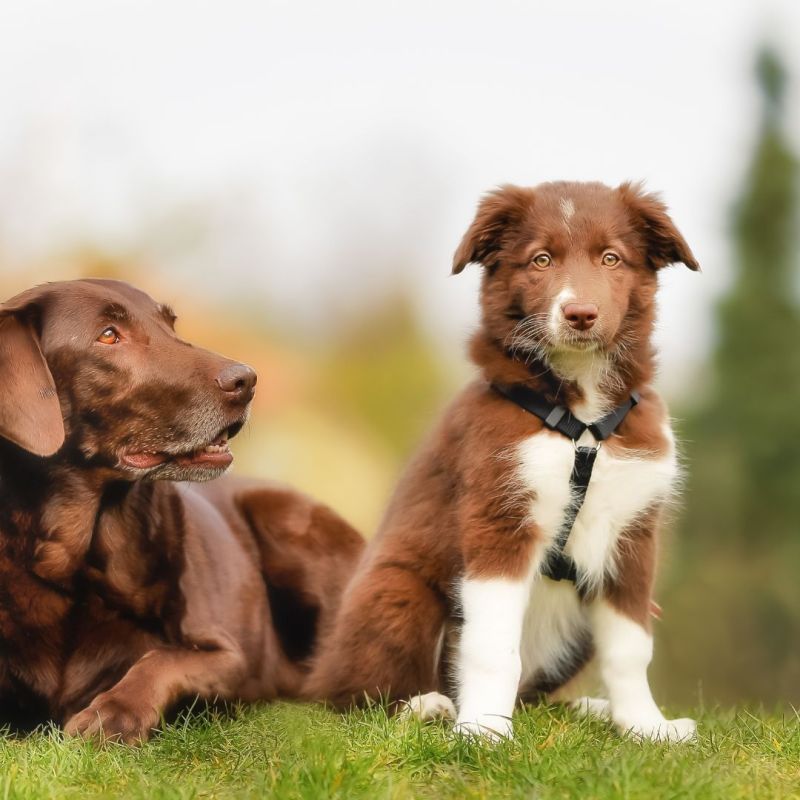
[216,363,257,402]
[562,303,599,331]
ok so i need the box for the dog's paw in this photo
[618,716,697,743]
[454,714,513,742]
[570,696,611,720]
[400,692,457,722]
[64,691,159,745]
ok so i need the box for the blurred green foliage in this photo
[655,47,800,707]
[316,295,452,460]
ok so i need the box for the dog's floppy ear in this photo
[0,291,65,457]
[452,185,533,274]
[618,182,699,271]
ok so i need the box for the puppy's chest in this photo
[515,428,677,580]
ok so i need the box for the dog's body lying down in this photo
[307,181,699,742]
[0,279,363,742]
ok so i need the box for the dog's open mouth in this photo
[120,422,244,471]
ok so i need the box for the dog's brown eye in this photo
[532,253,552,269]
[602,252,620,268]
[97,327,120,345]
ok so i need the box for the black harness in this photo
[492,383,639,584]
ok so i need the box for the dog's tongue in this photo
[122,452,169,469]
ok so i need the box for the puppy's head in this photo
[453,181,698,364]
[0,279,256,482]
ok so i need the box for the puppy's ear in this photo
[452,185,533,274]
[0,294,65,457]
[618,182,699,271]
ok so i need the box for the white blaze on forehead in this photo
[559,197,576,221]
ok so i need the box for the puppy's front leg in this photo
[455,576,529,740]
[64,633,246,744]
[591,512,695,742]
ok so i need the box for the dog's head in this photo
[0,279,256,482]
[453,181,698,369]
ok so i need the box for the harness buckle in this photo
[544,405,567,429]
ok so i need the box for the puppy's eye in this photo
[97,327,120,345]
[532,253,552,269]
[602,252,620,268]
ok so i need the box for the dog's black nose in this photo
[562,302,598,331]
[216,363,257,402]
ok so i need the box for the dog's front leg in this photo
[454,575,529,740]
[64,633,246,744]
[589,512,696,742]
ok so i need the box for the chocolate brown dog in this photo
[0,279,363,742]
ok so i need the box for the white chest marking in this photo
[517,428,676,584]
[513,426,678,682]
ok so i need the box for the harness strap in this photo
[587,392,640,440]
[492,382,639,583]
[493,383,586,440]
[542,445,597,582]
[493,383,639,442]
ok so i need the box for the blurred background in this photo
[1,0,798,709]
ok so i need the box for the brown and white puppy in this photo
[306,181,698,742]
[0,279,363,742]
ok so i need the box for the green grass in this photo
[1,703,798,799]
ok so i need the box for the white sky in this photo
[1,0,799,394]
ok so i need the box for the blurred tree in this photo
[656,46,800,707]
[685,48,800,547]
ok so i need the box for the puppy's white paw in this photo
[400,692,456,722]
[571,696,611,720]
[619,716,697,743]
[454,714,513,742]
